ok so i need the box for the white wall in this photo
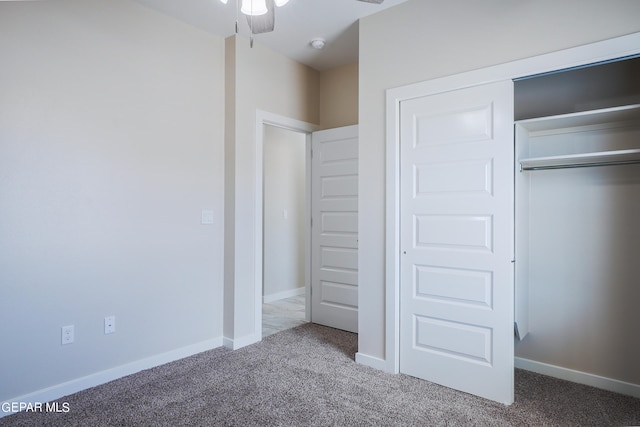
[358,0,640,365]
[0,0,225,402]
[263,126,306,300]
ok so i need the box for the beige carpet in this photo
[3,323,639,426]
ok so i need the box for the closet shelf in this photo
[520,149,640,171]
[516,103,640,133]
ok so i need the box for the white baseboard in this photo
[0,337,223,419]
[223,332,261,350]
[262,287,305,304]
[355,352,389,372]
[515,357,640,399]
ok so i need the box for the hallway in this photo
[262,295,306,338]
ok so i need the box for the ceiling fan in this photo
[231,0,384,36]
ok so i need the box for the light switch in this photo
[201,209,214,225]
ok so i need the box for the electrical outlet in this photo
[104,316,115,334]
[61,325,74,345]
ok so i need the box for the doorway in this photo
[262,124,308,337]
[253,112,360,341]
[253,111,319,341]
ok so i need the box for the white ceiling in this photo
[131,0,409,71]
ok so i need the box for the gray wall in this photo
[263,126,306,300]
[0,0,225,401]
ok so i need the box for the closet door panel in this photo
[400,80,515,405]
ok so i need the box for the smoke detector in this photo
[310,38,325,50]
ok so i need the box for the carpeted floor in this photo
[3,323,639,426]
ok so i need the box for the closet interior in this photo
[513,57,640,386]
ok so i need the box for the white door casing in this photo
[311,125,359,333]
[399,81,515,404]
[252,111,319,346]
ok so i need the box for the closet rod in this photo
[521,159,640,171]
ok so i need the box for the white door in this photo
[399,81,515,404]
[311,125,358,333]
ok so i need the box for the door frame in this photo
[385,32,640,374]
[254,110,320,338]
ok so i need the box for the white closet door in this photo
[311,125,358,333]
[399,81,514,404]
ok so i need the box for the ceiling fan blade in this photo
[357,0,384,4]
[246,0,275,34]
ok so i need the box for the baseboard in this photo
[355,352,389,372]
[223,333,261,350]
[515,357,640,399]
[0,337,223,419]
[263,287,305,304]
